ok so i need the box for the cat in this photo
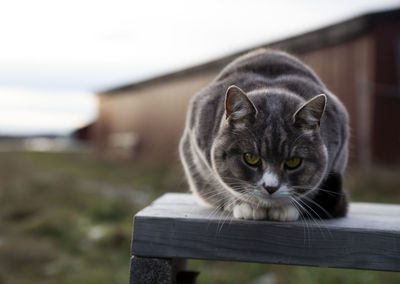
[179,49,349,221]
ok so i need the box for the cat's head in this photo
[211,85,328,207]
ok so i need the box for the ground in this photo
[0,151,399,284]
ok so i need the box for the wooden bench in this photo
[130,193,400,283]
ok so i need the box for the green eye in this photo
[244,153,260,166]
[285,157,302,169]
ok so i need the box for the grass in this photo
[0,151,399,283]
[0,151,184,284]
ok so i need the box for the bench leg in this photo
[130,256,198,284]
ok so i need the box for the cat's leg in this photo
[304,172,348,218]
[306,130,348,219]
[180,132,231,209]
[180,132,210,205]
[332,136,349,175]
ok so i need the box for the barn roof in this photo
[100,7,400,95]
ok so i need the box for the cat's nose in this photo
[263,185,279,194]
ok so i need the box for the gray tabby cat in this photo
[179,49,349,221]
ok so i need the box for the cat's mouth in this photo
[240,183,317,208]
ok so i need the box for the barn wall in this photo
[95,71,218,161]
[371,19,400,164]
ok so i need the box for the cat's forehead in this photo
[250,90,302,119]
[250,110,311,158]
[252,106,297,140]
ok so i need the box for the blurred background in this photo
[1,1,400,283]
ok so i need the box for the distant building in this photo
[72,123,95,142]
[94,8,400,166]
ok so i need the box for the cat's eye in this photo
[285,157,302,169]
[244,153,261,166]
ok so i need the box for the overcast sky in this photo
[0,0,399,136]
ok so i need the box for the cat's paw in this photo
[233,203,267,220]
[268,205,299,221]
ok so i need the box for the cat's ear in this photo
[225,85,257,122]
[293,94,326,129]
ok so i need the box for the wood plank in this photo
[132,193,400,272]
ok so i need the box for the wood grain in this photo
[131,193,400,271]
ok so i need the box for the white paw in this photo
[268,205,299,221]
[233,203,267,220]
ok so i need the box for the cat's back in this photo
[186,49,326,132]
[214,49,323,88]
